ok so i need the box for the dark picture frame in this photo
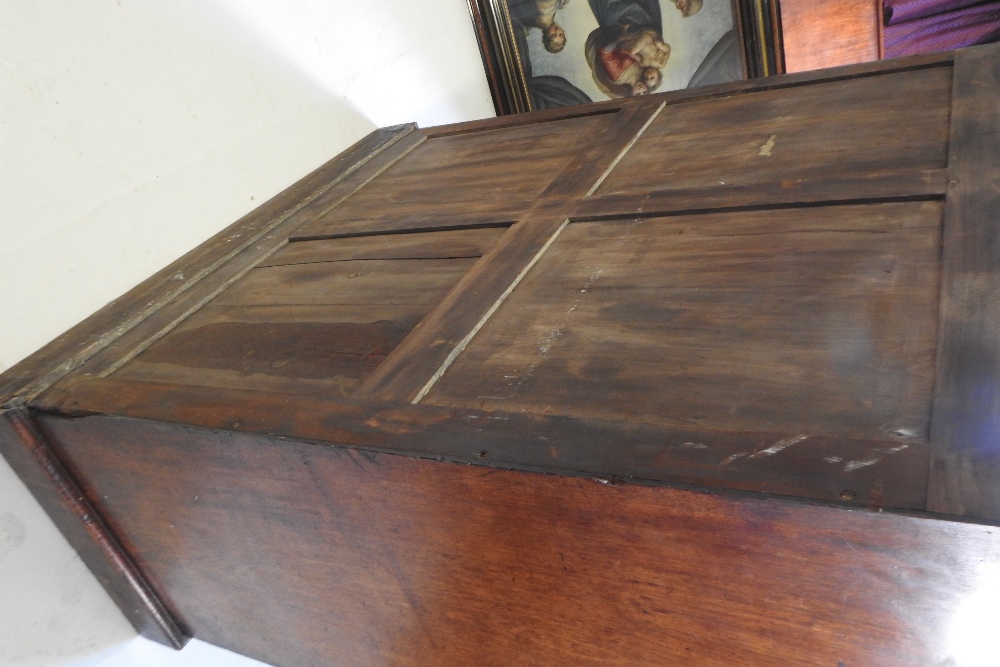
[468,0,784,115]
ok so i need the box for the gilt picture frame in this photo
[468,0,784,115]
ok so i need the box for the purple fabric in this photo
[885,0,986,24]
[884,1,1000,57]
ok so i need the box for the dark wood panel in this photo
[0,405,187,647]
[0,124,416,405]
[113,305,428,398]
[38,410,1000,667]
[354,103,667,402]
[292,114,614,239]
[928,45,1000,521]
[780,0,881,73]
[211,258,478,308]
[594,67,952,196]
[36,376,929,509]
[573,168,948,220]
[260,228,507,267]
[427,203,943,441]
[108,226,503,399]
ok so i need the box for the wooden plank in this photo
[105,227,502,398]
[427,203,943,442]
[211,258,478,308]
[260,228,507,267]
[0,124,416,404]
[35,408,1000,666]
[781,0,881,73]
[573,168,948,220]
[63,128,429,380]
[928,44,1000,522]
[353,102,667,402]
[112,304,430,399]
[36,376,929,509]
[292,114,614,241]
[0,404,188,648]
[593,67,953,196]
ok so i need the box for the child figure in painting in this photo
[595,29,669,97]
[510,0,571,53]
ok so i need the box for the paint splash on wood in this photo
[759,134,777,156]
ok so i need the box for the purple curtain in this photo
[883,0,1000,57]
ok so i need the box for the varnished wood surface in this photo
[780,0,882,73]
[593,67,952,196]
[291,114,613,240]
[38,410,1000,667]
[354,103,666,403]
[112,228,502,398]
[428,203,943,441]
[0,124,416,405]
[36,376,930,509]
[0,406,187,647]
[928,45,1000,522]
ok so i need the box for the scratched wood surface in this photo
[35,376,931,509]
[427,203,943,441]
[592,66,952,196]
[111,228,501,398]
[38,411,1000,667]
[292,114,613,241]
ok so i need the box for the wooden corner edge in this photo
[0,401,190,649]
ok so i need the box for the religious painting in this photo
[469,0,784,114]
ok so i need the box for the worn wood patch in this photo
[427,202,943,442]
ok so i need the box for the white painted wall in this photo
[0,0,494,664]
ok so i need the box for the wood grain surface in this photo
[780,0,882,73]
[428,203,943,441]
[112,228,502,398]
[291,114,613,240]
[928,45,1000,521]
[37,410,1000,667]
[36,376,930,509]
[593,67,952,196]
[354,102,667,402]
[0,406,187,647]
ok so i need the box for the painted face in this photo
[643,68,660,87]
[544,24,566,53]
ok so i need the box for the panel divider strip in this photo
[352,101,668,402]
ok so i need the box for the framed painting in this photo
[468,0,784,115]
